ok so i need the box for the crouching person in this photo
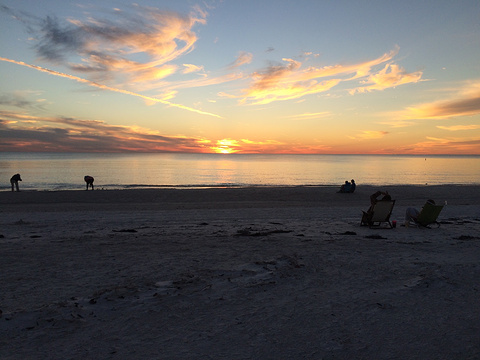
[10,173,22,192]
[84,175,94,190]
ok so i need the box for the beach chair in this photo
[413,203,444,228]
[362,200,395,228]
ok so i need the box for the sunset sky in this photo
[1,0,479,154]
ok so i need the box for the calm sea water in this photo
[1,152,479,190]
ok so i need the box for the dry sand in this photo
[1,185,479,359]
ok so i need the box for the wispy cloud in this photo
[228,52,253,69]
[0,92,45,110]
[34,5,207,84]
[231,46,422,105]
[378,120,416,128]
[182,64,205,74]
[393,80,480,120]
[349,63,423,94]
[0,57,223,118]
[349,130,389,140]
[399,136,480,154]
[437,124,480,131]
[0,110,212,152]
[286,112,331,120]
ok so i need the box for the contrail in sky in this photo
[0,57,223,119]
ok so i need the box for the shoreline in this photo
[1,184,478,211]
[1,182,478,192]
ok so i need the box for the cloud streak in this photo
[349,63,423,94]
[233,47,423,105]
[0,57,223,118]
[0,110,212,152]
[393,80,480,120]
[398,136,480,154]
[437,125,480,131]
[348,130,389,140]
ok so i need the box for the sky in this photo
[1,0,479,154]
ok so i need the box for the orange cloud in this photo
[0,57,223,118]
[350,63,423,94]
[437,125,480,131]
[182,64,205,74]
[229,52,253,69]
[242,76,341,105]
[65,6,207,82]
[378,120,416,128]
[0,110,214,153]
[399,136,480,154]
[349,130,389,140]
[300,46,399,81]
[393,80,480,120]
[167,72,245,91]
[233,46,421,105]
[287,112,331,120]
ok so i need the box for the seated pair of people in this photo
[338,179,356,193]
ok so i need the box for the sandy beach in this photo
[1,185,479,359]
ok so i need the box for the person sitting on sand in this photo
[405,199,435,226]
[337,180,351,193]
[10,173,22,192]
[361,190,391,226]
[337,179,356,193]
[350,179,356,193]
[84,175,94,190]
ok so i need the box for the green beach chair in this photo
[362,200,395,228]
[414,203,444,228]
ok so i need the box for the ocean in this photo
[1,152,479,191]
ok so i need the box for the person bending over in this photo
[10,174,22,192]
[84,175,94,190]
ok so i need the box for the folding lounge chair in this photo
[361,200,395,228]
[413,203,444,228]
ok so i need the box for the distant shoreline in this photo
[1,182,479,192]
[1,184,477,212]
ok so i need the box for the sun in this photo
[210,139,240,154]
[211,146,236,154]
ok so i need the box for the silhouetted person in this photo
[337,180,351,193]
[84,175,94,190]
[405,199,435,225]
[350,179,356,192]
[338,179,356,193]
[361,190,391,225]
[10,173,22,192]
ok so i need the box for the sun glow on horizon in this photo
[210,139,240,154]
